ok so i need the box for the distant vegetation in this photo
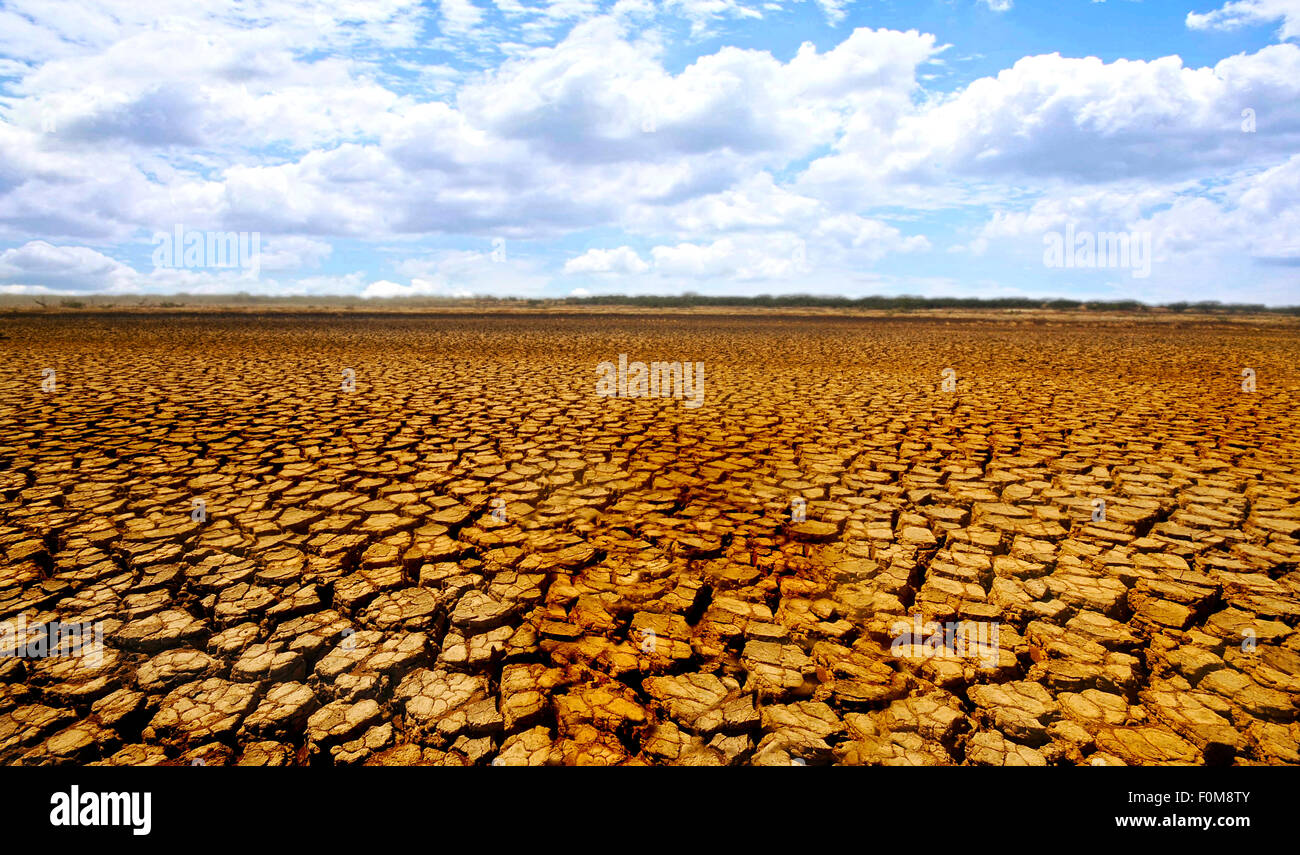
[4,292,1298,315]
[556,294,1300,314]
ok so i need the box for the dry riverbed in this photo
[1,309,1297,765]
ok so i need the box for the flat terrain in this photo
[1,310,1298,765]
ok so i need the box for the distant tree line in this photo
[545,294,1300,314]
[12,292,1299,315]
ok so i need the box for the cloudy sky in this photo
[0,0,1297,303]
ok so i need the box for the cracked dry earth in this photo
[2,310,1300,766]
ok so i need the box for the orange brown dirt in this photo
[1,309,1298,765]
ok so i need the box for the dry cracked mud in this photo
[2,309,1299,766]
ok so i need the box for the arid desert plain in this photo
[2,307,1298,766]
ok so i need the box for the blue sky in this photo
[0,0,1297,303]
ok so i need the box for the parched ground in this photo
[1,309,1298,766]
